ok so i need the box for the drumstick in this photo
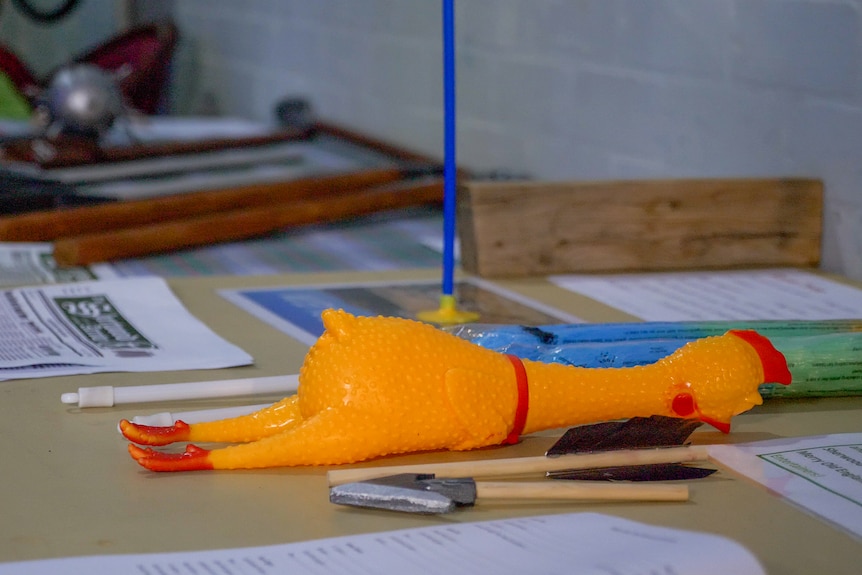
[52,179,444,265]
[0,168,411,241]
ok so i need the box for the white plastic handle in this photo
[62,374,299,407]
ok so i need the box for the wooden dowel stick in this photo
[0,168,408,241]
[475,481,689,502]
[52,179,444,265]
[326,445,709,486]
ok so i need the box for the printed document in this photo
[0,277,252,380]
[0,512,765,575]
[0,243,117,287]
[550,268,862,321]
[710,433,862,540]
[220,278,578,346]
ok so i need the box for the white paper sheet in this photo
[0,277,252,380]
[0,512,765,575]
[709,433,862,540]
[0,243,118,287]
[550,268,862,321]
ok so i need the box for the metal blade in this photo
[329,473,477,514]
[547,463,717,482]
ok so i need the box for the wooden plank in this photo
[457,178,823,278]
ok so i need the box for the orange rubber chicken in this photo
[120,309,791,471]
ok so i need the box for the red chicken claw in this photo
[128,443,214,472]
[120,419,191,446]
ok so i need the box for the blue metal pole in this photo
[442,0,456,297]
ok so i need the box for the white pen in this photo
[61,374,299,408]
[119,403,273,431]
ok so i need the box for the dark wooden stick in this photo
[0,128,314,168]
[0,168,410,242]
[315,121,470,178]
[52,179,444,265]
[314,121,435,164]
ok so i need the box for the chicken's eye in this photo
[671,392,696,417]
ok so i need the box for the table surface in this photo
[1,269,861,573]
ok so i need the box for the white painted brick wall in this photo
[4,1,861,279]
[166,0,862,281]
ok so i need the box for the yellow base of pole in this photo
[417,295,479,325]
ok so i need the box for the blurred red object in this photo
[0,43,40,98]
[0,20,178,114]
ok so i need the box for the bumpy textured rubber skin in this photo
[121,309,789,471]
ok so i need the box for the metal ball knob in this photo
[43,64,125,136]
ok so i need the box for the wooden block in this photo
[457,178,823,278]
